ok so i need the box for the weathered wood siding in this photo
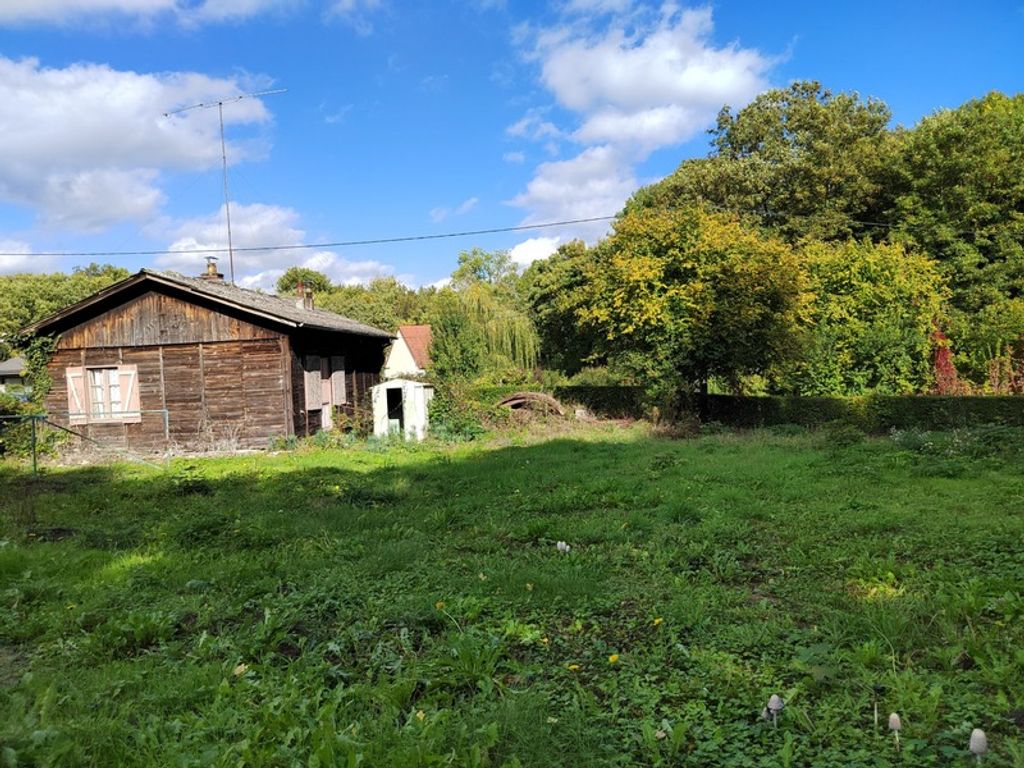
[57,291,280,349]
[290,333,386,436]
[46,338,292,451]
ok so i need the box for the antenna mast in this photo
[164,88,286,284]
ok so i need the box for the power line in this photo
[0,205,991,261]
[0,215,618,259]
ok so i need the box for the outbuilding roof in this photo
[0,356,26,377]
[22,269,394,339]
[397,324,432,369]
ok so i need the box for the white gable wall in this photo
[383,335,426,379]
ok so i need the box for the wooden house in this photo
[23,266,393,451]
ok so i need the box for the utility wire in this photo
[0,215,618,259]
[0,205,994,261]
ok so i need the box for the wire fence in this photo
[0,411,172,474]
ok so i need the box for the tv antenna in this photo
[164,88,286,284]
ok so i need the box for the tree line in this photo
[2,82,1021,405]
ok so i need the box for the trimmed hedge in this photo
[554,385,645,418]
[705,394,1024,432]
[468,384,646,419]
[467,383,1024,431]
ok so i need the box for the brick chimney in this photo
[199,255,224,281]
[294,281,314,310]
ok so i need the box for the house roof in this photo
[0,356,25,377]
[398,324,432,369]
[23,269,394,339]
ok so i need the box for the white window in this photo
[65,365,141,425]
[88,368,122,418]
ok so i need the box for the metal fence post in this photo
[30,415,38,476]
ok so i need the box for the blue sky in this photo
[0,0,1020,290]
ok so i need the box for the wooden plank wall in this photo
[57,291,280,349]
[289,335,386,437]
[46,338,291,452]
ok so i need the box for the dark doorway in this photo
[386,388,404,432]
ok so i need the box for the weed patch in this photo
[1,425,1023,765]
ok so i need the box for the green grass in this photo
[1,423,1024,766]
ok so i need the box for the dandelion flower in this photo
[435,600,445,611]
[416,709,426,722]
[526,582,534,592]
[653,617,663,626]
[540,636,550,646]
[567,664,581,672]
[232,663,248,677]
[608,653,620,664]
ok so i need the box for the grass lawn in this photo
[1,423,1023,766]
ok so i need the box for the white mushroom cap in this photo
[768,694,784,713]
[888,713,902,732]
[761,707,771,722]
[969,728,988,755]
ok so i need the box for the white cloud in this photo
[326,0,382,34]
[509,235,561,266]
[510,145,635,234]
[427,276,452,290]
[429,196,479,223]
[157,202,394,290]
[455,197,479,215]
[509,4,773,240]
[0,0,297,25]
[562,0,632,14]
[0,56,271,232]
[503,151,526,164]
[506,110,564,141]
[0,239,61,274]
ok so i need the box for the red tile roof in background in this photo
[398,324,432,369]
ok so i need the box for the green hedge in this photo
[468,384,646,418]
[705,394,1024,432]
[553,385,646,418]
[467,383,1024,431]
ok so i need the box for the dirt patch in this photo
[0,646,27,689]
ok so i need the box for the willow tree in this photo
[429,249,539,382]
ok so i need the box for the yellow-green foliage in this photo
[779,240,946,394]
[582,206,803,398]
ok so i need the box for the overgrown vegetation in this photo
[2,425,1023,765]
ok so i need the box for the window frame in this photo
[66,364,141,425]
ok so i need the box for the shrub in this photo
[553,385,645,418]
[0,393,47,457]
[428,384,486,441]
[701,394,1024,433]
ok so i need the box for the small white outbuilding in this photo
[370,378,434,441]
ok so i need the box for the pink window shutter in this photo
[65,367,87,425]
[118,365,142,423]
[330,356,346,404]
[303,355,321,410]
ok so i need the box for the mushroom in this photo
[969,728,987,764]
[767,694,784,728]
[889,713,902,750]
